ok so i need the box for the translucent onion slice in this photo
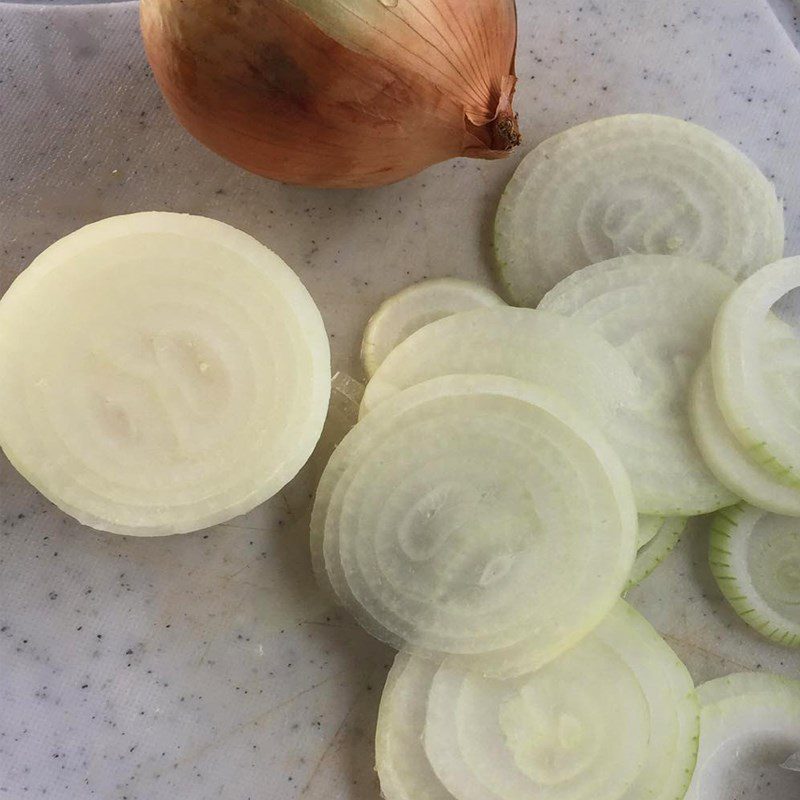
[685,673,800,800]
[422,601,698,800]
[627,517,688,590]
[360,306,639,425]
[376,652,455,800]
[540,254,738,515]
[709,503,800,647]
[0,213,331,535]
[712,257,800,486]
[361,278,503,378]
[312,374,637,673]
[691,357,800,516]
[494,114,784,306]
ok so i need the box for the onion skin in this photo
[140,0,519,188]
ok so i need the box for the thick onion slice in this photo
[685,672,800,800]
[710,503,800,647]
[494,114,784,306]
[312,374,637,674]
[627,517,688,590]
[361,279,503,378]
[421,602,698,800]
[712,257,800,486]
[361,307,639,424]
[691,357,800,516]
[0,213,331,535]
[540,254,738,515]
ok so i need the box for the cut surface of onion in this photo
[0,213,331,535]
[712,257,800,487]
[421,601,698,800]
[685,672,800,800]
[710,503,800,647]
[691,357,800,516]
[627,517,688,590]
[540,254,738,515]
[312,374,637,673]
[360,306,639,424]
[361,279,503,378]
[494,114,784,306]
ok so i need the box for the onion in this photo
[140,0,520,188]
[0,213,331,535]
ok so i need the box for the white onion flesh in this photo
[710,504,800,647]
[712,257,800,487]
[312,374,637,674]
[627,517,688,590]
[685,673,800,800]
[494,114,784,306]
[691,357,800,516]
[0,213,330,535]
[361,279,504,378]
[540,254,738,515]
[418,602,698,800]
[361,306,639,426]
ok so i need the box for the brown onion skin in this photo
[140,0,519,188]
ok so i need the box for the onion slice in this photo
[312,374,637,674]
[418,601,698,800]
[494,114,783,305]
[376,653,455,800]
[710,503,800,647]
[711,256,800,487]
[691,356,800,516]
[360,306,639,425]
[0,213,330,535]
[540,254,738,515]
[361,279,503,378]
[686,672,800,800]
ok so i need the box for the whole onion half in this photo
[140,0,520,188]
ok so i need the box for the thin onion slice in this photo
[712,256,800,487]
[710,503,800,647]
[685,672,800,800]
[361,279,503,378]
[494,114,783,305]
[422,601,698,800]
[376,652,455,800]
[540,254,738,515]
[0,213,330,535]
[361,306,639,424]
[691,357,800,516]
[312,374,637,674]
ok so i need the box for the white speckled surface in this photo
[1,1,799,798]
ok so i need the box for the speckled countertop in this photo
[1,2,800,799]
